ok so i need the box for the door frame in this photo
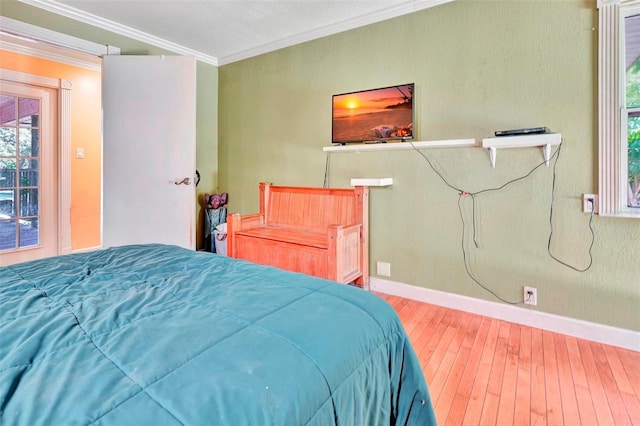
[0,69,72,255]
[1,17,117,253]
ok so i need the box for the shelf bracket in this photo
[543,143,551,166]
[481,133,561,168]
[488,147,497,168]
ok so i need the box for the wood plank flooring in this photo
[378,293,640,425]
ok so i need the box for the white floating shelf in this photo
[481,133,561,168]
[323,138,477,152]
[350,178,393,187]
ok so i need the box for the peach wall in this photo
[0,50,101,250]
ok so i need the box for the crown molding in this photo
[218,0,455,65]
[0,38,101,71]
[18,0,454,67]
[0,15,115,56]
[17,0,218,66]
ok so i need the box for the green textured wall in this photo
[219,0,640,331]
[0,0,219,248]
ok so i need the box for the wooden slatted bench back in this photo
[262,184,364,233]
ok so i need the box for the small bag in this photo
[213,223,227,256]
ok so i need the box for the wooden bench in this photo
[227,182,369,288]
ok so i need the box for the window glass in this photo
[0,94,41,250]
[625,12,640,208]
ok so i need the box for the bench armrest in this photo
[227,212,264,257]
[327,224,363,284]
[233,213,263,229]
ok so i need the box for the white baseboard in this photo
[370,277,640,352]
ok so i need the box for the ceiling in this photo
[18,0,453,66]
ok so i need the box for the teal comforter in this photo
[1,244,435,425]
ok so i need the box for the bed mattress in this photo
[0,244,434,425]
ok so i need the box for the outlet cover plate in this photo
[524,286,537,306]
[583,194,598,213]
[376,261,391,277]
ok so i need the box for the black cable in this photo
[466,146,562,251]
[409,140,462,192]
[409,140,594,304]
[458,194,522,304]
[470,147,561,197]
[408,141,525,303]
[547,143,595,272]
[409,139,561,196]
[471,194,479,248]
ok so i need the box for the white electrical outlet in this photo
[583,194,598,213]
[524,286,537,306]
[376,261,391,277]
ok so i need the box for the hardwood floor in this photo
[378,293,640,425]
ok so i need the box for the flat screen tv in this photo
[332,83,414,144]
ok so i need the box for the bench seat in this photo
[236,226,329,249]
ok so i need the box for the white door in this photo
[0,80,58,265]
[102,55,196,249]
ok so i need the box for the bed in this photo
[0,244,435,425]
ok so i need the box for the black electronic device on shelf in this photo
[494,127,549,137]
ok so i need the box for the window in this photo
[598,0,640,217]
[623,9,640,209]
[0,94,41,250]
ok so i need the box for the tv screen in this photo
[332,83,414,144]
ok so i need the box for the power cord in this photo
[321,139,593,301]
[408,140,461,192]
[547,143,594,271]
[457,194,522,304]
[409,139,594,304]
[524,291,535,304]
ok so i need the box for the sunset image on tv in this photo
[332,83,414,144]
